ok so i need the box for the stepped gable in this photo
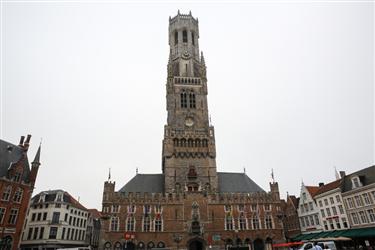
[119,174,165,193]
[217,172,265,193]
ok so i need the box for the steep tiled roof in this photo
[217,172,265,193]
[315,179,342,196]
[88,209,102,219]
[305,186,320,198]
[0,139,30,181]
[118,172,265,194]
[119,174,165,193]
[31,190,87,211]
[342,165,375,193]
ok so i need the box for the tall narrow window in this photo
[0,208,6,223]
[252,216,260,229]
[143,216,151,232]
[239,214,247,230]
[174,31,178,45]
[180,92,187,108]
[182,30,187,43]
[13,188,23,203]
[8,208,18,224]
[110,217,119,231]
[225,216,233,230]
[2,186,12,201]
[189,93,196,108]
[126,216,135,231]
[192,32,195,45]
[155,217,162,231]
[265,215,273,229]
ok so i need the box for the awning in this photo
[293,227,375,241]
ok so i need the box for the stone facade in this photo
[100,12,285,250]
[0,135,41,250]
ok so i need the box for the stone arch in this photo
[187,237,205,250]
[265,237,273,250]
[253,238,264,250]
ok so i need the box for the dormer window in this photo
[56,193,63,202]
[39,194,45,203]
[351,176,362,189]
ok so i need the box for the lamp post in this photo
[173,233,182,250]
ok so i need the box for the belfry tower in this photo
[162,11,218,193]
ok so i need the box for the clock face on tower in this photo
[185,117,194,127]
[182,50,190,59]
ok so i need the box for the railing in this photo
[174,77,201,85]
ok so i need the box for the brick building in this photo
[281,194,300,241]
[100,12,284,250]
[0,135,41,249]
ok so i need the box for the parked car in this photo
[298,241,337,250]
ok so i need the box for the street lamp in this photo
[173,233,182,250]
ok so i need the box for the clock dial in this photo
[185,117,194,127]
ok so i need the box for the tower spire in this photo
[32,142,41,166]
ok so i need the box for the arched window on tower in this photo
[174,31,178,45]
[189,92,196,108]
[180,91,187,108]
[192,32,195,45]
[183,30,188,43]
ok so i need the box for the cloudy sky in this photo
[1,1,374,209]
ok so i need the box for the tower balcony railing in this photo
[174,77,201,85]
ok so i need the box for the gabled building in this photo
[100,11,285,250]
[297,184,323,233]
[20,190,89,250]
[0,135,41,249]
[86,209,101,250]
[281,194,301,241]
[341,165,375,228]
[314,177,349,231]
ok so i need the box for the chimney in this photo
[319,182,324,187]
[19,136,25,146]
[23,134,32,151]
[340,171,346,178]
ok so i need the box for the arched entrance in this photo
[188,238,204,250]
[124,242,135,250]
[253,238,264,250]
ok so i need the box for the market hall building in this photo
[100,12,284,250]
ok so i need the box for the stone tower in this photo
[162,11,218,193]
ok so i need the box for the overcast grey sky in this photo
[1,1,374,209]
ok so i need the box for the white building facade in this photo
[20,190,89,250]
[314,180,350,231]
[297,184,323,233]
